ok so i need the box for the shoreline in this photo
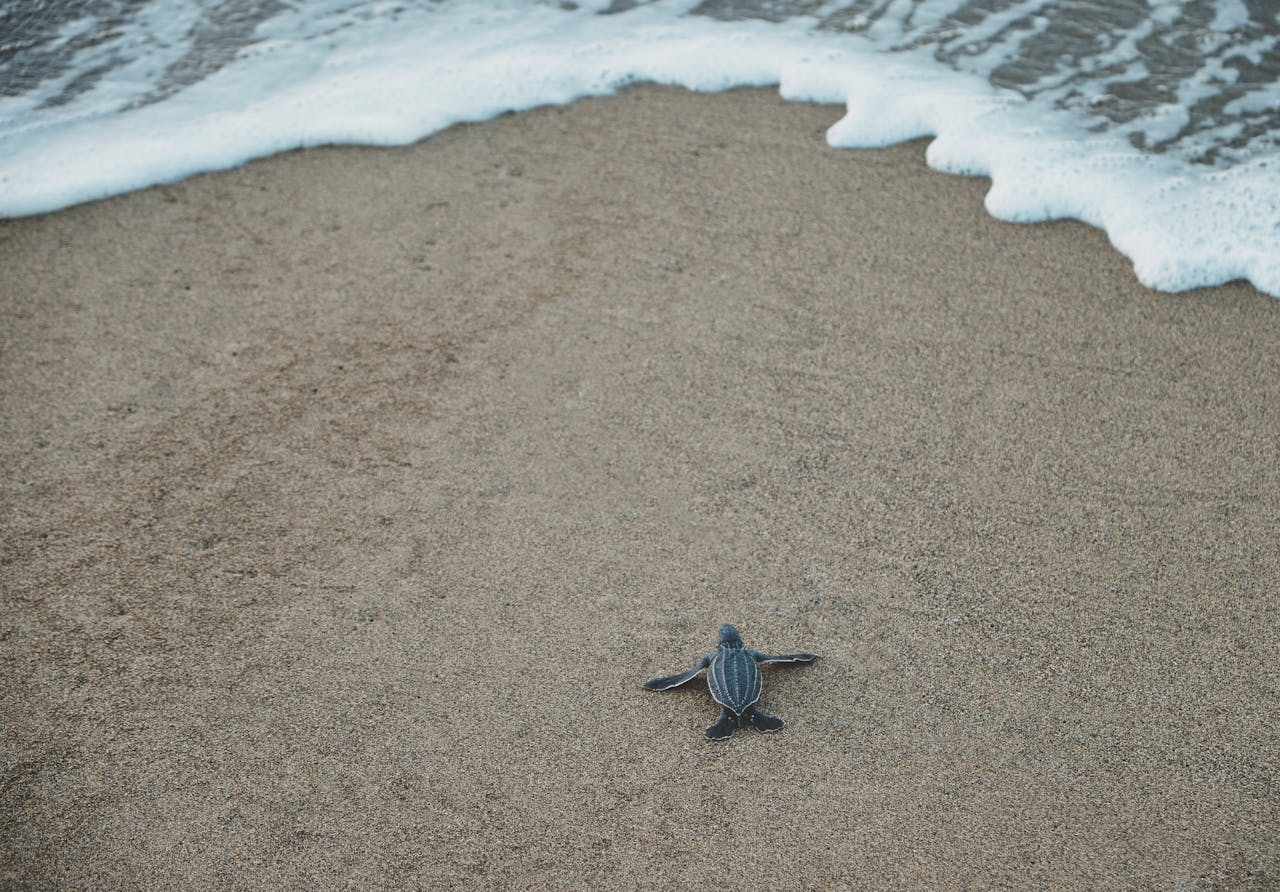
[3,86,1278,888]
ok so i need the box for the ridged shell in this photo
[707,646,762,715]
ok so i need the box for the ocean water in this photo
[1,0,1278,296]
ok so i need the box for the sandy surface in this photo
[2,86,1279,889]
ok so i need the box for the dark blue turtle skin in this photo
[643,624,818,740]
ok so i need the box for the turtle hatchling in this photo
[643,624,818,740]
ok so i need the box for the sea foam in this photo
[1,0,1277,297]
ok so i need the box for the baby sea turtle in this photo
[643,623,818,740]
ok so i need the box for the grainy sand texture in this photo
[3,86,1279,889]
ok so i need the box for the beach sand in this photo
[2,86,1278,889]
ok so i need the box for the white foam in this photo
[1,0,1277,297]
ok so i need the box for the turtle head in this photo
[718,623,743,648]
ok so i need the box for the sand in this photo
[2,86,1278,889]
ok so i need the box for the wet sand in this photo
[2,86,1278,889]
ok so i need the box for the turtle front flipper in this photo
[745,706,785,733]
[706,707,737,741]
[643,654,712,691]
[750,651,818,665]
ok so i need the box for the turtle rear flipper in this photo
[745,706,785,733]
[706,707,737,741]
[643,654,712,691]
